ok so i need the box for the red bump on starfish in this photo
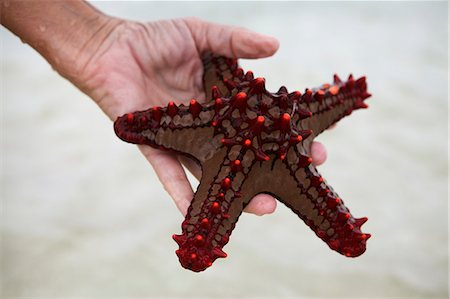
[289,135,303,144]
[333,74,342,84]
[297,109,313,120]
[314,89,325,102]
[151,106,162,122]
[354,99,369,110]
[355,76,367,89]
[114,53,372,272]
[252,115,265,134]
[189,99,202,118]
[172,234,186,246]
[278,147,287,160]
[212,247,227,259]
[310,175,324,187]
[316,230,327,238]
[346,74,355,88]
[327,196,341,209]
[221,138,236,147]
[337,212,351,221]
[299,129,313,140]
[250,77,266,94]
[302,88,313,103]
[328,85,340,96]
[279,113,291,132]
[221,177,231,190]
[356,233,367,240]
[167,101,178,117]
[345,223,355,231]
[244,70,254,81]
[232,91,248,111]
[194,234,205,246]
[361,92,372,100]
[328,239,340,251]
[253,147,271,161]
[214,98,223,109]
[233,67,244,78]
[318,188,330,197]
[291,90,302,100]
[210,201,221,214]
[278,86,288,94]
[126,113,134,124]
[231,159,242,172]
[298,155,313,168]
[354,217,368,227]
[200,218,210,228]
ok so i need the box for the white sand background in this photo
[1,1,448,298]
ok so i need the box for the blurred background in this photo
[1,1,448,298]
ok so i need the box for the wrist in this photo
[55,14,123,83]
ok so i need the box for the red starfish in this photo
[114,54,372,272]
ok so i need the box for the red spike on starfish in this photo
[167,101,178,117]
[233,92,248,112]
[189,99,202,118]
[333,74,342,84]
[250,77,266,94]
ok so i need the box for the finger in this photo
[311,141,327,166]
[244,194,277,216]
[178,155,202,181]
[138,145,193,216]
[184,17,279,59]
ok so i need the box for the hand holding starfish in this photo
[1,0,329,216]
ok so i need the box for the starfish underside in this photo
[114,54,372,272]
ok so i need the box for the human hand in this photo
[1,1,327,216]
[72,17,328,216]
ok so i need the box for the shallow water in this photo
[1,2,448,298]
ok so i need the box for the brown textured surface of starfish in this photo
[114,53,372,272]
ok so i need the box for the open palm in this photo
[73,17,327,216]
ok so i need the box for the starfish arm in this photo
[297,75,371,138]
[172,146,255,272]
[114,101,224,161]
[272,147,371,257]
[203,53,252,99]
[113,54,249,159]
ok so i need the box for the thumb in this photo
[184,17,279,59]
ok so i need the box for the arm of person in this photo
[1,0,119,82]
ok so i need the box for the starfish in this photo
[114,53,372,272]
